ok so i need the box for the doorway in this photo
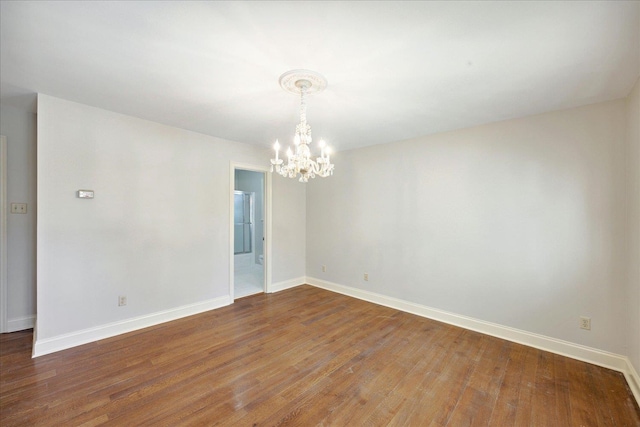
[232,167,268,299]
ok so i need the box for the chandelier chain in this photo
[300,84,307,128]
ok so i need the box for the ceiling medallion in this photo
[270,70,334,183]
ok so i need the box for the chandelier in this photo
[270,70,334,182]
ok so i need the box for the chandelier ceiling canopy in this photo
[270,70,334,183]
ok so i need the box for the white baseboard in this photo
[269,276,305,293]
[27,277,640,407]
[625,359,640,406]
[7,315,35,332]
[306,277,640,406]
[31,275,308,357]
[33,295,231,358]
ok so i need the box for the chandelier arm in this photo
[310,160,321,174]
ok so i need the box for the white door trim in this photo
[229,162,272,301]
[1,135,8,333]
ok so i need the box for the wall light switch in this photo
[77,190,94,199]
[10,203,27,214]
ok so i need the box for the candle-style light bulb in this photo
[294,134,300,146]
[319,139,326,158]
[287,147,293,159]
[325,147,331,163]
[274,140,280,160]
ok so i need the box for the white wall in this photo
[626,77,640,376]
[307,99,628,355]
[272,176,305,283]
[0,103,37,331]
[36,94,305,344]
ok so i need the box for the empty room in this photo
[1,1,639,425]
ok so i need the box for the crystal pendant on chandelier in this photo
[270,70,334,183]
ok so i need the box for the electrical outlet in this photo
[364,273,369,281]
[322,265,326,272]
[118,295,127,306]
[580,316,591,330]
[10,203,27,214]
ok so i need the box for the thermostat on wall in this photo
[77,190,94,199]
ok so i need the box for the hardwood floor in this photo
[1,285,639,426]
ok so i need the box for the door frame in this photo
[1,136,7,333]
[229,162,272,301]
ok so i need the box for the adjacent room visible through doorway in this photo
[233,168,265,299]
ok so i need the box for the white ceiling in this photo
[1,1,638,151]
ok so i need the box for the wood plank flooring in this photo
[1,285,639,426]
